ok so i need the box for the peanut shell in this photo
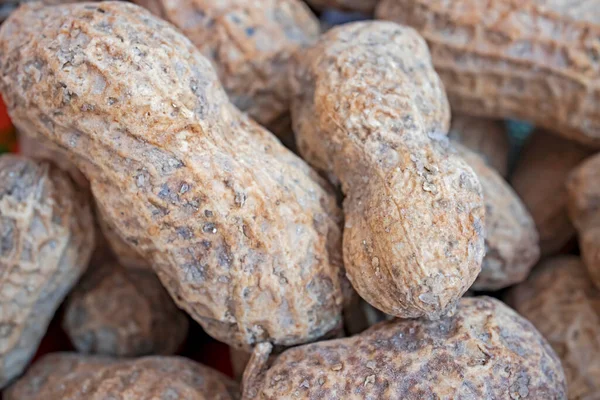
[566,153,600,289]
[0,155,94,387]
[448,115,509,178]
[289,21,485,319]
[455,143,539,290]
[0,1,345,350]
[376,0,600,147]
[243,296,567,399]
[133,0,319,137]
[63,260,189,357]
[507,256,600,400]
[512,131,592,256]
[4,352,240,399]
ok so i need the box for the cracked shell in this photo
[0,1,345,350]
[0,154,94,388]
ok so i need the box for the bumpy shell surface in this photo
[243,296,566,399]
[290,21,485,319]
[0,155,94,388]
[63,260,188,357]
[566,153,600,289]
[4,352,240,399]
[512,131,592,256]
[376,0,600,147]
[133,0,319,135]
[0,2,345,350]
[455,143,539,290]
[448,115,509,177]
[508,256,600,400]
[304,0,378,14]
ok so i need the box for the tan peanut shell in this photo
[133,0,319,137]
[290,21,485,319]
[454,143,539,290]
[4,352,240,399]
[0,1,345,350]
[63,260,189,357]
[243,296,567,399]
[507,256,600,400]
[512,131,592,256]
[304,0,378,14]
[566,153,600,289]
[0,155,94,388]
[448,115,509,178]
[376,0,600,147]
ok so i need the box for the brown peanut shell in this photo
[0,155,94,387]
[133,0,319,136]
[507,256,600,400]
[0,1,346,350]
[290,21,485,319]
[376,0,600,147]
[63,260,189,357]
[4,352,240,399]
[242,296,566,399]
[566,153,600,289]
[448,115,509,178]
[512,131,592,256]
[455,143,539,290]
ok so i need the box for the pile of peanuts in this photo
[0,0,598,398]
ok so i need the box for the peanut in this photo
[242,297,566,399]
[0,154,94,387]
[376,0,600,147]
[5,352,240,399]
[507,256,600,400]
[0,1,345,350]
[566,153,600,289]
[454,143,539,290]
[132,0,320,137]
[512,131,592,256]
[449,115,509,178]
[289,21,485,319]
[63,260,189,357]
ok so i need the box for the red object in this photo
[0,96,11,132]
[0,95,17,153]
